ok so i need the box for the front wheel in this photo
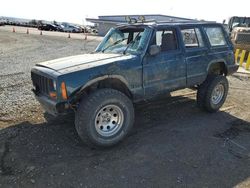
[75,89,134,147]
[197,75,229,112]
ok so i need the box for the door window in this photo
[181,28,204,48]
[155,29,178,52]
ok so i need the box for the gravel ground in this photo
[0,30,100,126]
[0,26,99,40]
[0,30,250,188]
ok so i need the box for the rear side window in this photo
[204,27,227,46]
[181,28,204,48]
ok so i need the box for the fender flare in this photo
[206,59,228,75]
[70,75,131,100]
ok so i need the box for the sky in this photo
[1,0,250,24]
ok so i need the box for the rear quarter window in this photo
[204,27,227,46]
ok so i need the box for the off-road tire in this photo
[75,89,134,147]
[197,75,229,112]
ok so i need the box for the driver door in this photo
[143,27,186,98]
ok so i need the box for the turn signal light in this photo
[49,92,57,99]
[61,82,68,100]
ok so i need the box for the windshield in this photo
[229,17,250,31]
[95,27,151,55]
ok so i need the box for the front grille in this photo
[31,72,52,95]
[236,33,250,44]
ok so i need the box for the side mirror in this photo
[149,45,161,56]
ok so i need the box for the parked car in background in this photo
[92,28,98,34]
[61,23,82,33]
[54,24,64,32]
[63,25,81,33]
[89,25,98,33]
[38,24,60,31]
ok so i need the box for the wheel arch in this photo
[207,60,228,76]
[70,75,133,104]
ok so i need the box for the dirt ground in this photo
[0,30,250,188]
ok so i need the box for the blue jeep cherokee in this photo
[31,21,238,147]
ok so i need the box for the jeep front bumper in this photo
[34,93,70,116]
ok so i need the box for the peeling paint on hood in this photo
[36,53,135,73]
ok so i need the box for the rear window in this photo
[204,27,227,46]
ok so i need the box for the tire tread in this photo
[75,89,134,147]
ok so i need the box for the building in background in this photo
[86,14,195,36]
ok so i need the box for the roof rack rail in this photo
[155,20,200,24]
[117,16,216,26]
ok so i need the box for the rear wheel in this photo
[75,89,134,147]
[197,75,229,112]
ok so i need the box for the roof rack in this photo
[121,16,204,25]
[123,16,157,24]
[117,16,216,27]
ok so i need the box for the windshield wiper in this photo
[102,38,128,52]
[123,32,141,55]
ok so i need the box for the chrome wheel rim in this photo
[94,105,124,137]
[211,84,224,105]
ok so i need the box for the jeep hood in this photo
[36,53,134,73]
